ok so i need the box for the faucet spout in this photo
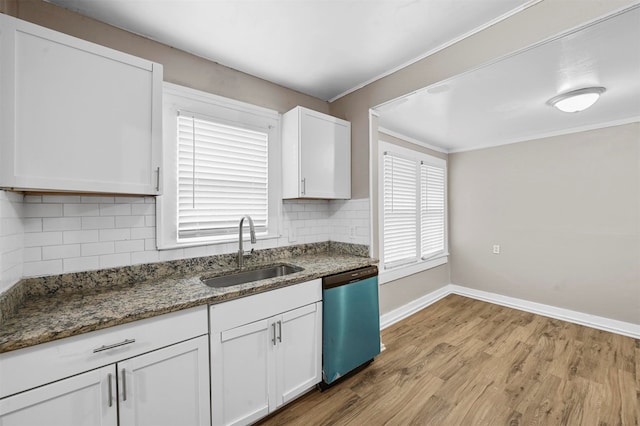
[238,216,256,268]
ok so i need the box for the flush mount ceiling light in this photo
[548,87,606,113]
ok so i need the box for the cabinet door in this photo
[276,302,322,406]
[117,336,210,426]
[211,319,274,426]
[0,14,162,194]
[299,109,351,199]
[0,365,116,426]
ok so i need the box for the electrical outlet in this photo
[350,226,357,238]
[493,244,500,254]
[288,227,297,243]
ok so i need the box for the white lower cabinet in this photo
[118,336,211,426]
[0,307,210,426]
[210,280,322,426]
[0,365,116,426]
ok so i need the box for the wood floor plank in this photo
[257,295,639,426]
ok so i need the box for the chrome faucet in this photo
[238,216,256,268]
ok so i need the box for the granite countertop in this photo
[0,242,376,354]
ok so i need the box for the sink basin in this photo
[202,264,304,288]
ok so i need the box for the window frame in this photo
[377,140,449,284]
[157,83,281,250]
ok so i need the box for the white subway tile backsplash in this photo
[63,229,99,244]
[115,239,144,253]
[130,227,155,240]
[43,217,82,232]
[144,238,156,251]
[100,204,132,216]
[100,253,131,269]
[182,245,212,259]
[42,195,81,204]
[115,215,145,228]
[23,203,63,218]
[23,195,42,203]
[99,228,131,242]
[131,250,159,265]
[2,217,22,234]
[81,241,114,257]
[82,196,114,204]
[24,218,43,233]
[158,248,184,262]
[23,247,42,262]
[23,259,63,277]
[4,245,21,263]
[64,256,99,273]
[64,203,99,217]
[81,216,115,230]
[24,231,63,248]
[42,244,81,260]
[115,196,145,204]
[3,194,370,280]
[131,203,154,215]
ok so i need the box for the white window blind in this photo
[383,153,418,268]
[381,146,447,272]
[177,113,268,240]
[421,163,445,259]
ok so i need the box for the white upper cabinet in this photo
[282,106,351,199]
[0,14,163,195]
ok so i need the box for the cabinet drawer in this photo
[0,305,207,398]
[210,279,321,333]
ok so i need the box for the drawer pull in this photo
[271,323,277,346]
[122,369,127,401]
[107,373,113,407]
[93,338,136,353]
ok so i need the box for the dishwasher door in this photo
[322,266,380,385]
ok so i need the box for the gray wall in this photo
[379,263,450,315]
[449,123,640,324]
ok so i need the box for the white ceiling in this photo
[376,5,640,152]
[47,0,535,101]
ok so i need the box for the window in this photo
[378,140,448,280]
[157,83,280,249]
[177,114,269,240]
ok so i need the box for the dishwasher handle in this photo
[322,265,378,289]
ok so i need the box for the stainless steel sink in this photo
[202,264,304,288]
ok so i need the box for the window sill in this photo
[379,255,448,285]
[158,233,280,251]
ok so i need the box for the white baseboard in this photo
[379,286,450,330]
[379,283,640,339]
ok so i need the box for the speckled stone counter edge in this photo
[0,241,368,326]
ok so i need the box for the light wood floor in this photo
[258,294,639,426]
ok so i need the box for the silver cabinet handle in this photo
[107,373,113,407]
[93,339,135,353]
[271,322,277,346]
[301,178,306,195]
[155,167,161,191]
[122,369,127,401]
[277,320,282,343]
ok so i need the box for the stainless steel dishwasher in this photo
[321,265,380,388]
